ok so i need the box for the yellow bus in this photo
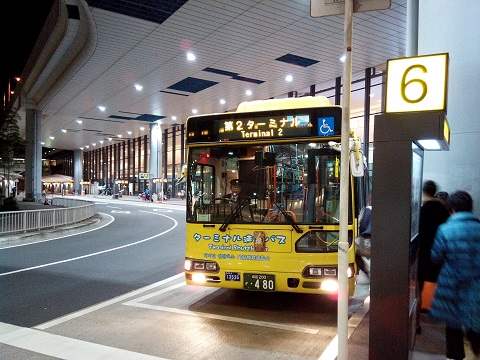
[184,96,363,296]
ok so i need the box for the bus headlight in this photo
[192,273,206,284]
[303,266,336,278]
[185,259,219,273]
[320,279,339,293]
[303,264,355,278]
[193,262,205,270]
[205,262,217,271]
[308,267,322,277]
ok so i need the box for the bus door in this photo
[191,163,215,222]
[305,148,341,224]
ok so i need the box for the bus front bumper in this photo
[185,270,356,297]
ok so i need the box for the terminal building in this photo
[2,0,479,208]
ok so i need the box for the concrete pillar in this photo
[419,0,480,215]
[406,0,419,56]
[149,122,162,195]
[73,149,83,195]
[24,108,42,202]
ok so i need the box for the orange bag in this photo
[421,281,437,311]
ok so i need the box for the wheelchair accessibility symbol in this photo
[317,116,335,136]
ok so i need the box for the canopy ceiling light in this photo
[186,52,196,61]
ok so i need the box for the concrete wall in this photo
[419,0,480,214]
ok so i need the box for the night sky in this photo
[1,1,54,99]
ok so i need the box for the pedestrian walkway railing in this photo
[0,198,96,235]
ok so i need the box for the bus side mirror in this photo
[350,152,365,177]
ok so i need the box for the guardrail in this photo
[0,198,96,235]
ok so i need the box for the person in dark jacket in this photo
[418,181,450,291]
[435,191,449,204]
[430,191,480,359]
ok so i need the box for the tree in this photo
[0,109,22,198]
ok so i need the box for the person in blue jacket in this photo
[430,191,480,360]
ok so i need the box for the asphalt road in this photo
[0,202,186,327]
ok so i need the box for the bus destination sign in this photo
[186,107,341,143]
[221,114,312,140]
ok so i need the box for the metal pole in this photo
[364,67,372,198]
[406,0,419,56]
[338,0,353,359]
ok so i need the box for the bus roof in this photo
[186,97,336,123]
[186,97,342,144]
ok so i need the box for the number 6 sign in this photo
[385,53,449,113]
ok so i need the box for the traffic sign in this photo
[385,53,449,113]
[138,173,150,180]
[310,0,391,17]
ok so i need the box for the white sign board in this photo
[311,0,391,17]
[139,173,150,180]
[385,53,449,113]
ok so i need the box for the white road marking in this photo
[35,273,184,330]
[317,295,370,360]
[318,335,339,360]
[124,283,185,304]
[111,210,131,214]
[151,209,173,213]
[0,213,115,250]
[125,302,319,335]
[139,210,174,216]
[0,213,178,277]
[123,283,320,335]
[0,322,169,360]
[106,205,122,209]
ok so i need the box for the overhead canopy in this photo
[18,0,407,150]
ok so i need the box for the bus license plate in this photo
[243,273,275,292]
[225,272,240,281]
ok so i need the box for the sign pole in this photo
[338,0,353,359]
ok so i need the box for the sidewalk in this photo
[347,312,477,359]
[78,194,186,207]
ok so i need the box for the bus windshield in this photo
[187,142,344,225]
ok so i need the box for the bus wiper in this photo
[274,203,303,234]
[219,198,250,232]
[321,211,339,223]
